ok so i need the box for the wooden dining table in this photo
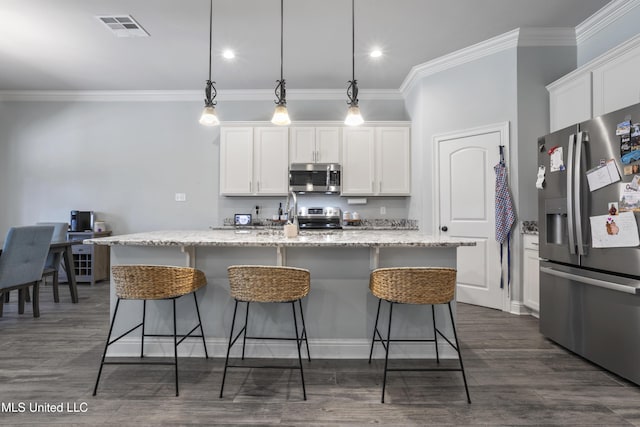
[48,239,81,303]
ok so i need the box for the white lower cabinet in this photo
[522,234,540,316]
[342,126,410,196]
[220,127,289,196]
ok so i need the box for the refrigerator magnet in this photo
[536,165,546,190]
[620,187,640,212]
[608,202,619,216]
[616,120,631,136]
[626,175,640,191]
[549,147,564,172]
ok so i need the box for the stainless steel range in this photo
[297,207,342,229]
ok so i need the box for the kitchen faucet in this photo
[284,190,298,226]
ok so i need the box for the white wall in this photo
[0,98,409,237]
[402,42,580,306]
[516,46,577,223]
[404,49,518,235]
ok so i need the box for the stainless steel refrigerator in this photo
[538,102,640,385]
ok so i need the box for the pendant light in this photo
[344,0,363,126]
[199,0,220,126]
[271,0,291,126]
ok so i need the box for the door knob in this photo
[441,226,448,232]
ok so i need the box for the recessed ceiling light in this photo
[370,49,382,58]
[222,49,235,59]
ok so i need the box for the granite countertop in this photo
[85,229,476,248]
[521,221,539,235]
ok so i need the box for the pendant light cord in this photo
[280,0,284,81]
[208,0,213,81]
[346,0,358,107]
[351,0,355,82]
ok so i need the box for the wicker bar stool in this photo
[93,265,208,397]
[368,267,471,404]
[220,265,311,400]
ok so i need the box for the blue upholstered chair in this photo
[0,226,54,317]
[38,222,69,302]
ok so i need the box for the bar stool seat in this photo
[220,265,311,400]
[368,267,471,403]
[93,265,208,397]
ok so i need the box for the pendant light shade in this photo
[272,104,291,126]
[345,105,364,126]
[200,0,219,126]
[345,0,363,126]
[199,105,219,126]
[271,0,290,126]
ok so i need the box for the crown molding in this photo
[219,120,411,127]
[0,88,402,102]
[400,29,520,96]
[400,27,580,96]
[576,0,640,45]
[517,27,576,47]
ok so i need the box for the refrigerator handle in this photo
[567,133,576,255]
[540,266,639,295]
[575,131,586,256]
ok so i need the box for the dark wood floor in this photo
[2,282,640,426]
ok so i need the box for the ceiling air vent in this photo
[97,15,149,38]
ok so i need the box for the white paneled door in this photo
[435,123,509,310]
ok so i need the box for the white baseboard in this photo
[105,337,460,360]
[509,301,539,318]
[509,301,529,315]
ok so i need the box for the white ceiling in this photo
[0,0,610,91]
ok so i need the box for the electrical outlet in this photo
[380,206,386,215]
[175,193,186,202]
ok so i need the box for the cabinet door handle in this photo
[316,150,320,162]
[257,181,260,192]
[372,181,374,192]
[249,181,252,192]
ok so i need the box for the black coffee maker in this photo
[70,210,94,232]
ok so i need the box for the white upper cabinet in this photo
[548,73,592,132]
[290,127,341,164]
[377,127,411,195]
[548,35,640,131]
[254,127,289,195]
[220,127,289,196]
[342,126,410,196]
[342,127,376,195]
[592,40,640,117]
[220,127,253,195]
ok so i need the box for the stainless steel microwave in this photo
[289,163,341,194]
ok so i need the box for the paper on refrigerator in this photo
[589,211,639,248]
[586,159,620,191]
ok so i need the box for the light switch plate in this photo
[175,193,186,202]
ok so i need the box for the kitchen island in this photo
[86,230,475,359]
